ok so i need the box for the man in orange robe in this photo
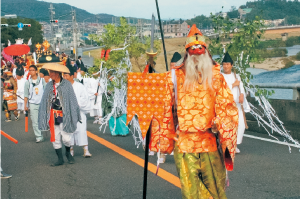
[150,24,239,199]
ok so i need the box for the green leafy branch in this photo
[209,10,274,98]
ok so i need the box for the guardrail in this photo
[254,83,300,100]
[265,25,300,30]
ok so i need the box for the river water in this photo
[267,45,300,56]
[248,65,300,100]
[249,44,300,100]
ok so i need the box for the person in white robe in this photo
[12,67,17,79]
[222,52,250,153]
[39,68,52,83]
[76,67,82,82]
[16,71,26,115]
[63,69,92,157]
[87,73,104,124]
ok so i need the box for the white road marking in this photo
[244,134,300,148]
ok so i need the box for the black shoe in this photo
[51,148,64,166]
[65,146,75,164]
[1,171,12,179]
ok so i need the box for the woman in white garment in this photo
[16,70,26,115]
[63,68,92,157]
[87,72,104,124]
[221,52,250,153]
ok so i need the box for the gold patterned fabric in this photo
[150,65,239,171]
[126,70,167,138]
[174,144,227,199]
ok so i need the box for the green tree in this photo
[243,0,300,24]
[89,17,161,73]
[1,17,43,51]
[89,17,135,50]
[210,13,274,97]
[227,10,239,19]
[186,15,212,29]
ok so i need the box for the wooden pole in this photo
[155,0,168,71]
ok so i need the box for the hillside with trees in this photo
[187,0,300,28]
[228,0,300,25]
[1,0,115,23]
[1,0,153,24]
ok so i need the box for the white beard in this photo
[183,51,213,91]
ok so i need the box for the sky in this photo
[41,0,252,19]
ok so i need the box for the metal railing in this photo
[254,83,300,100]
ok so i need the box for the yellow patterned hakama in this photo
[174,144,227,199]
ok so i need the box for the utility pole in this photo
[72,9,77,58]
[49,3,55,49]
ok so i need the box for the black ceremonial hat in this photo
[171,52,182,63]
[222,52,233,65]
[66,65,76,76]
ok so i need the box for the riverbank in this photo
[250,57,300,71]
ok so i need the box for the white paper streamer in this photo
[224,51,300,151]
[98,45,143,147]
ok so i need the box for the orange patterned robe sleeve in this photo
[212,68,239,171]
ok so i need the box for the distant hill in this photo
[1,0,114,23]
[227,0,300,25]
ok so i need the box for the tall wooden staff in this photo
[94,61,104,105]
[234,70,248,129]
[143,14,158,199]
[155,0,168,71]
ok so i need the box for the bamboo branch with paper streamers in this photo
[228,51,300,151]
[98,47,143,148]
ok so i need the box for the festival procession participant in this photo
[87,72,104,124]
[15,57,26,69]
[2,69,18,122]
[70,59,78,70]
[6,61,12,72]
[76,56,84,69]
[61,52,67,58]
[78,67,88,84]
[75,66,82,82]
[39,68,52,83]
[24,65,46,142]
[15,65,24,79]
[16,69,26,115]
[63,67,92,157]
[222,52,250,153]
[39,68,46,79]
[1,57,6,69]
[170,52,182,68]
[12,63,17,79]
[38,63,81,166]
[150,24,239,198]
